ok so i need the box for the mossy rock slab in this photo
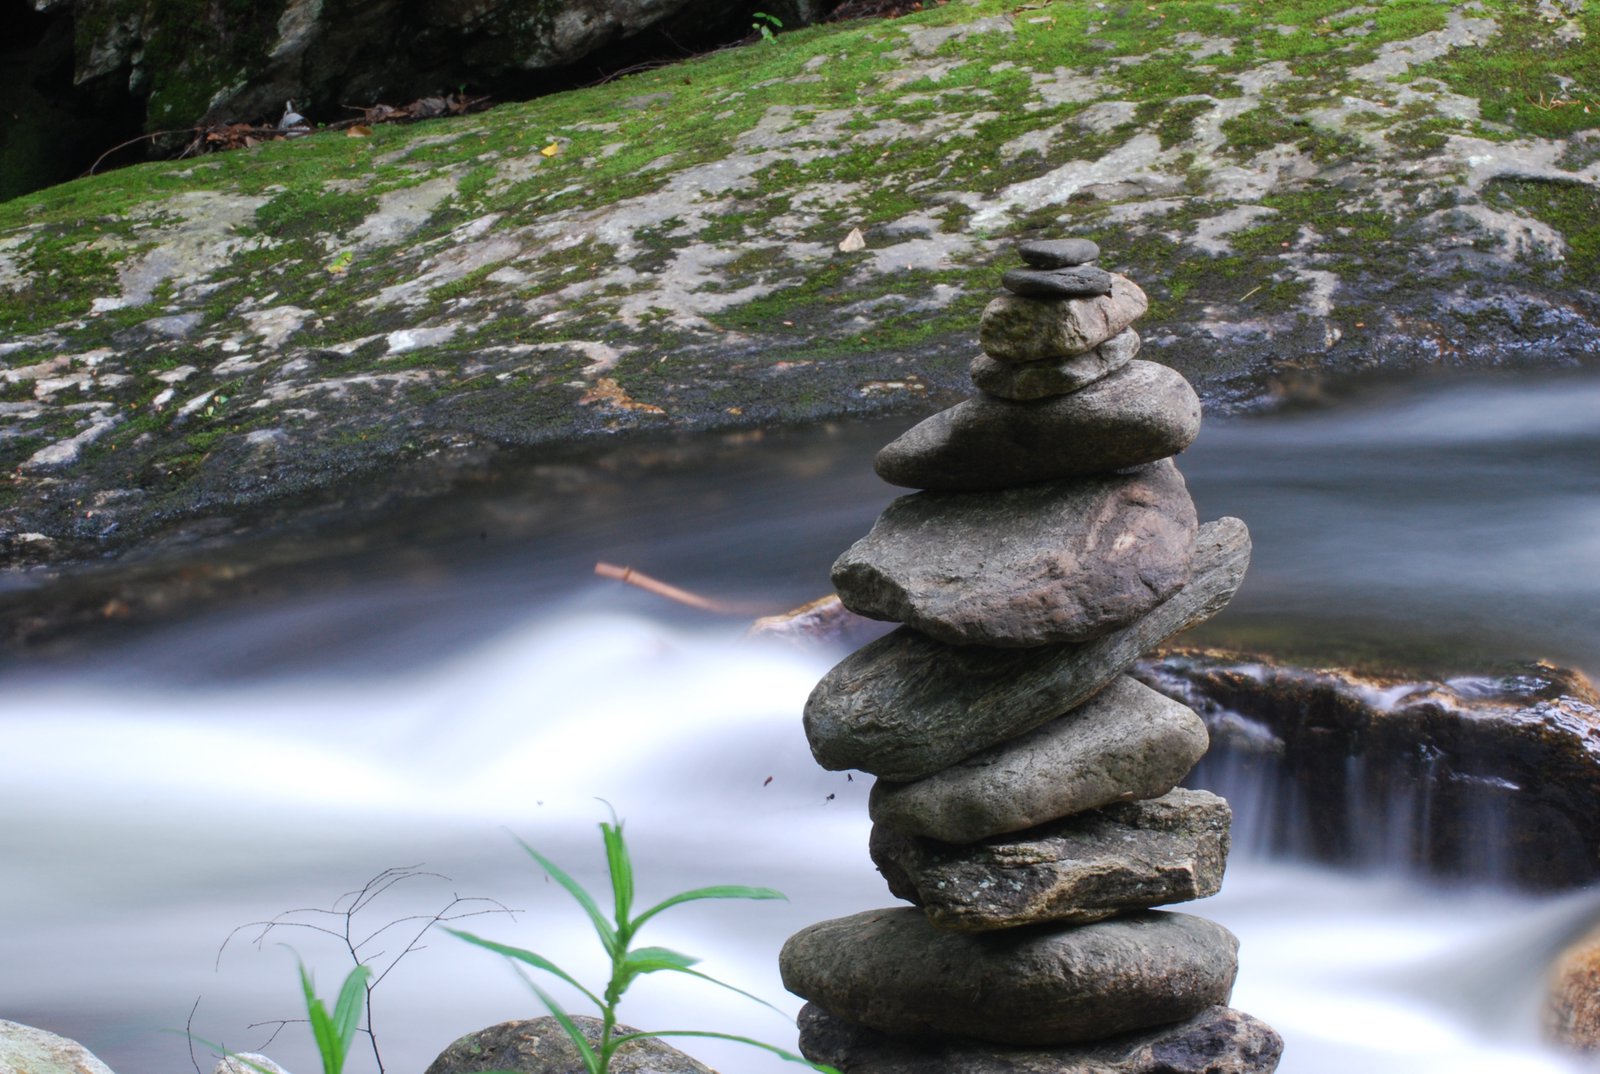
[4,0,1600,571]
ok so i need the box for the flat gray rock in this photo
[1019,238,1102,268]
[804,517,1250,780]
[979,274,1148,362]
[425,1016,715,1074]
[1002,266,1114,298]
[874,360,1200,492]
[834,459,1196,647]
[970,329,1141,400]
[871,788,1231,930]
[780,908,1238,1046]
[868,675,1210,844]
[797,1003,1285,1074]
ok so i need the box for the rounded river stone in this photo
[779,908,1239,1046]
[874,360,1200,493]
[834,458,1197,648]
[871,788,1232,930]
[868,674,1210,844]
[804,517,1252,780]
[1019,238,1101,268]
[425,1016,714,1074]
[1002,265,1114,298]
[797,1003,1285,1074]
[970,328,1141,400]
[979,273,1147,362]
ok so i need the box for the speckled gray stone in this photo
[1019,238,1102,268]
[868,675,1210,844]
[425,1016,715,1074]
[780,908,1239,1046]
[874,359,1200,492]
[1002,265,1114,298]
[834,459,1196,647]
[979,274,1147,362]
[0,1021,115,1074]
[796,1003,1285,1074]
[804,517,1251,780]
[871,788,1232,930]
[970,329,1141,400]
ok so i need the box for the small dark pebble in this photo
[1019,238,1101,268]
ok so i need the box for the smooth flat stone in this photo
[1002,265,1114,298]
[872,788,1231,930]
[874,359,1200,492]
[1019,238,1101,268]
[797,1003,1285,1074]
[803,517,1250,780]
[970,328,1140,400]
[780,908,1239,1046]
[868,675,1210,844]
[980,274,1147,362]
[834,459,1196,647]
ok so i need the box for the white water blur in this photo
[4,607,1599,1074]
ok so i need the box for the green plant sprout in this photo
[299,962,372,1074]
[751,11,783,42]
[450,809,838,1074]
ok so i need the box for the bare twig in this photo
[593,562,776,615]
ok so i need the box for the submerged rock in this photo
[424,1016,716,1074]
[805,517,1251,781]
[780,908,1238,1046]
[797,1002,1284,1074]
[832,459,1197,647]
[871,788,1231,930]
[868,675,1209,844]
[0,1020,115,1074]
[873,361,1201,492]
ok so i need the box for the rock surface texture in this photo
[0,1020,116,1074]
[782,246,1279,1070]
[424,1016,716,1074]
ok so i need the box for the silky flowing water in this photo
[3,371,1599,1074]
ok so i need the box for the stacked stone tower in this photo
[779,241,1284,1073]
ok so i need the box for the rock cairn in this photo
[780,240,1283,1074]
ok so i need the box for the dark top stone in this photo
[1002,265,1115,298]
[874,360,1201,492]
[1019,238,1102,268]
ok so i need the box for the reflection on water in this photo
[2,370,1599,1073]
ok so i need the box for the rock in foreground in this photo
[0,1020,115,1074]
[780,907,1238,1046]
[833,459,1198,647]
[871,788,1231,930]
[798,1002,1284,1074]
[424,1016,715,1074]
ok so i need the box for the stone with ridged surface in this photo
[868,675,1210,844]
[871,788,1231,930]
[833,459,1196,647]
[970,329,1140,400]
[873,360,1200,492]
[804,517,1251,780]
[1002,265,1114,298]
[796,1003,1285,1074]
[979,274,1147,362]
[780,908,1238,1046]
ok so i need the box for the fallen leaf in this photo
[540,141,562,157]
[838,227,866,252]
[346,125,373,138]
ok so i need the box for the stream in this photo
[3,369,1599,1074]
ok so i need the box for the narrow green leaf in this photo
[517,837,619,957]
[631,885,786,932]
[621,945,699,975]
[668,965,788,1015]
[330,964,371,1066]
[612,1029,840,1073]
[601,820,634,930]
[528,982,603,1074]
[447,928,604,1010]
[298,963,340,1074]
